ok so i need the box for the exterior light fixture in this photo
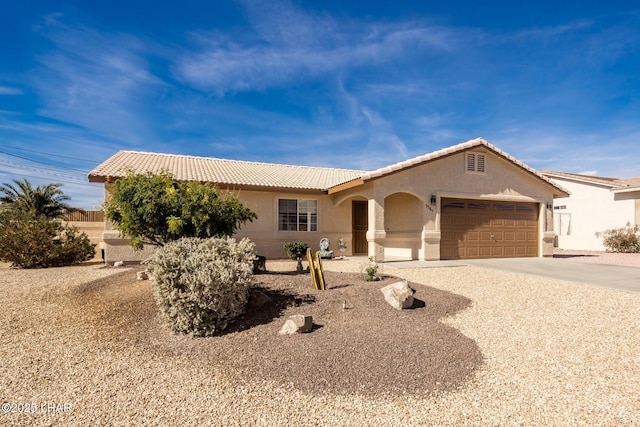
[430,195,437,205]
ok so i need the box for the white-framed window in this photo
[466,152,486,173]
[278,199,318,232]
[554,212,572,236]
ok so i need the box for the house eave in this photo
[327,178,365,194]
[612,186,640,194]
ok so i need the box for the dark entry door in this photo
[352,201,368,254]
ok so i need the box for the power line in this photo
[0,121,119,152]
[0,159,88,182]
[0,169,98,188]
[0,144,99,164]
[0,150,89,173]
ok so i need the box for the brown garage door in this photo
[440,198,539,259]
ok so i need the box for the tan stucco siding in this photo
[328,149,556,260]
[233,190,354,259]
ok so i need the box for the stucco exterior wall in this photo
[550,179,637,251]
[331,148,557,260]
[234,190,354,259]
[101,184,356,262]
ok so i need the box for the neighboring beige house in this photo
[541,171,640,251]
[88,138,569,263]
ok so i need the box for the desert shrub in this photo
[601,223,640,253]
[145,236,256,337]
[284,242,308,273]
[0,209,96,268]
[365,256,380,281]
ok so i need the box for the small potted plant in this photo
[284,242,309,273]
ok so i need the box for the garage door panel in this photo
[491,247,504,256]
[477,247,491,257]
[480,231,492,241]
[466,247,479,257]
[466,231,479,242]
[441,198,539,260]
[450,217,465,226]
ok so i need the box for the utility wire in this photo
[0,169,99,188]
[0,150,89,173]
[0,159,87,182]
[0,121,119,153]
[0,144,99,164]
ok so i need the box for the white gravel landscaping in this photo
[1,256,639,426]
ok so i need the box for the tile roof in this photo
[541,170,640,191]
[88,138,570,196]
[88,150,365,191]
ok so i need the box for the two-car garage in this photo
[440,198,540,260]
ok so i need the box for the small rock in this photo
[113,261,124,267]
[136,271,149,280]
[279,315,313,335]
[381,280,414,310]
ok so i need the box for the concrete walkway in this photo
[384,257,640,293]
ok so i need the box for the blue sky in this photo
[1,1,639,209]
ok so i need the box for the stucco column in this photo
[421,229,441,261]
[366,198,386,262]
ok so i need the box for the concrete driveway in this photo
[385,257,640,293]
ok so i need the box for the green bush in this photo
[104,170,257,250]
[601,223,640,253]
[145,236,256,337]
[0,209,96,268]
[284,242,308,273]
[365,256,380,281]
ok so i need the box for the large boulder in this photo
[381,280,414,310]
[279,315,314,335]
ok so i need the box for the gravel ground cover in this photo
[1,257,639,426]
[553,248,640,267]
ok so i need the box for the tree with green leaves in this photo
[0,208,96,268]
[0,179,75,219]
[104,171,258,250]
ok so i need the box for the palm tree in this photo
[0,179,75,219]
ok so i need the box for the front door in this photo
[352,201,368,255]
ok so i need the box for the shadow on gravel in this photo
[66,269,483,399]
[221,287,316,335]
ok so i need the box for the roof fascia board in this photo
[327,178,365,194]
[611,186,640,194]
[541,172,617,189]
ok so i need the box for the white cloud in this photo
[0,86,23,95]
[31,15,168,146]
[174,1,456,94]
